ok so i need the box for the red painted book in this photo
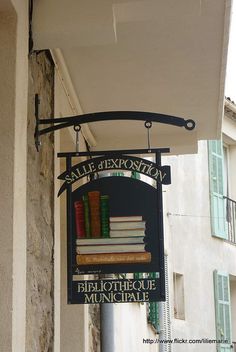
[74,200,85,238]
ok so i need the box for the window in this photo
[208,140,236,243]
[208,140,228,239]
[223,144,229,198]
[213,270,232,351]
[173,272,185,320]
[223,143,236,243]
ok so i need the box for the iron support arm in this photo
[34,94,196,150]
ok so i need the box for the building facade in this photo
[0,1,234,352]
[162,102,236,352]
[109,102,236,352]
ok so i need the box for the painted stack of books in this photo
[74,191,110,238]
[76,216,151,265]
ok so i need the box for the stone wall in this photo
[26,51,54,352]
[89,304,101,352]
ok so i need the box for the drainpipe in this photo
[100,303,114,352]
[159,252,169,352]
[100,275,115,352]
[158,302,165,352]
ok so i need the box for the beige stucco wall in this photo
[0,4,56,352]
[0,1,28,351]
[0,9,17,351]
[54,68,88,352]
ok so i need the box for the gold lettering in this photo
[88,162,96,173]
[133,280,142,291]
[103,282,113,291]
[140,163,149,173]
[129,293,137,301]
[110,159,119,168]
[100,293,111,303]
[77,283,85,292]
[85,294,94,303]
[159,172,166,182]
[133,160,141,171]
[71,171,79,182]
[124,159,133,170]
[65,175,72,183]
[150,280,157,290]
[98,161,104,170]
[75,167,83,178]
[119,159,126,169]
[106,159,113,169]
[87,282,96,292]
[113,292,122,302]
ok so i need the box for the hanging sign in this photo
[34,102,195,305]
[58,151,171,304]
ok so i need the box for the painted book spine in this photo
[88,191,101,237]
[76,252,151,265]
[100,195,110,238]
[74,201,85,238]
[83,195,91,238]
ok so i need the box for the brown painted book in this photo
[76,252,151,265]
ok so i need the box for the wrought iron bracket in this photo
[34,94,196,151]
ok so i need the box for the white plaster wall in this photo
[163,139,236,352]
[114,303,159,352]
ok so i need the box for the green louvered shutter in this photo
[208,140,227,239]
[213,270,232,352]
[148,273,160,333]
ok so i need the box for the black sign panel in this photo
[58,152,170,304]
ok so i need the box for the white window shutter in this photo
[208,140,227,239]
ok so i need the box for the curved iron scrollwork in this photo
[34,94,196,150]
